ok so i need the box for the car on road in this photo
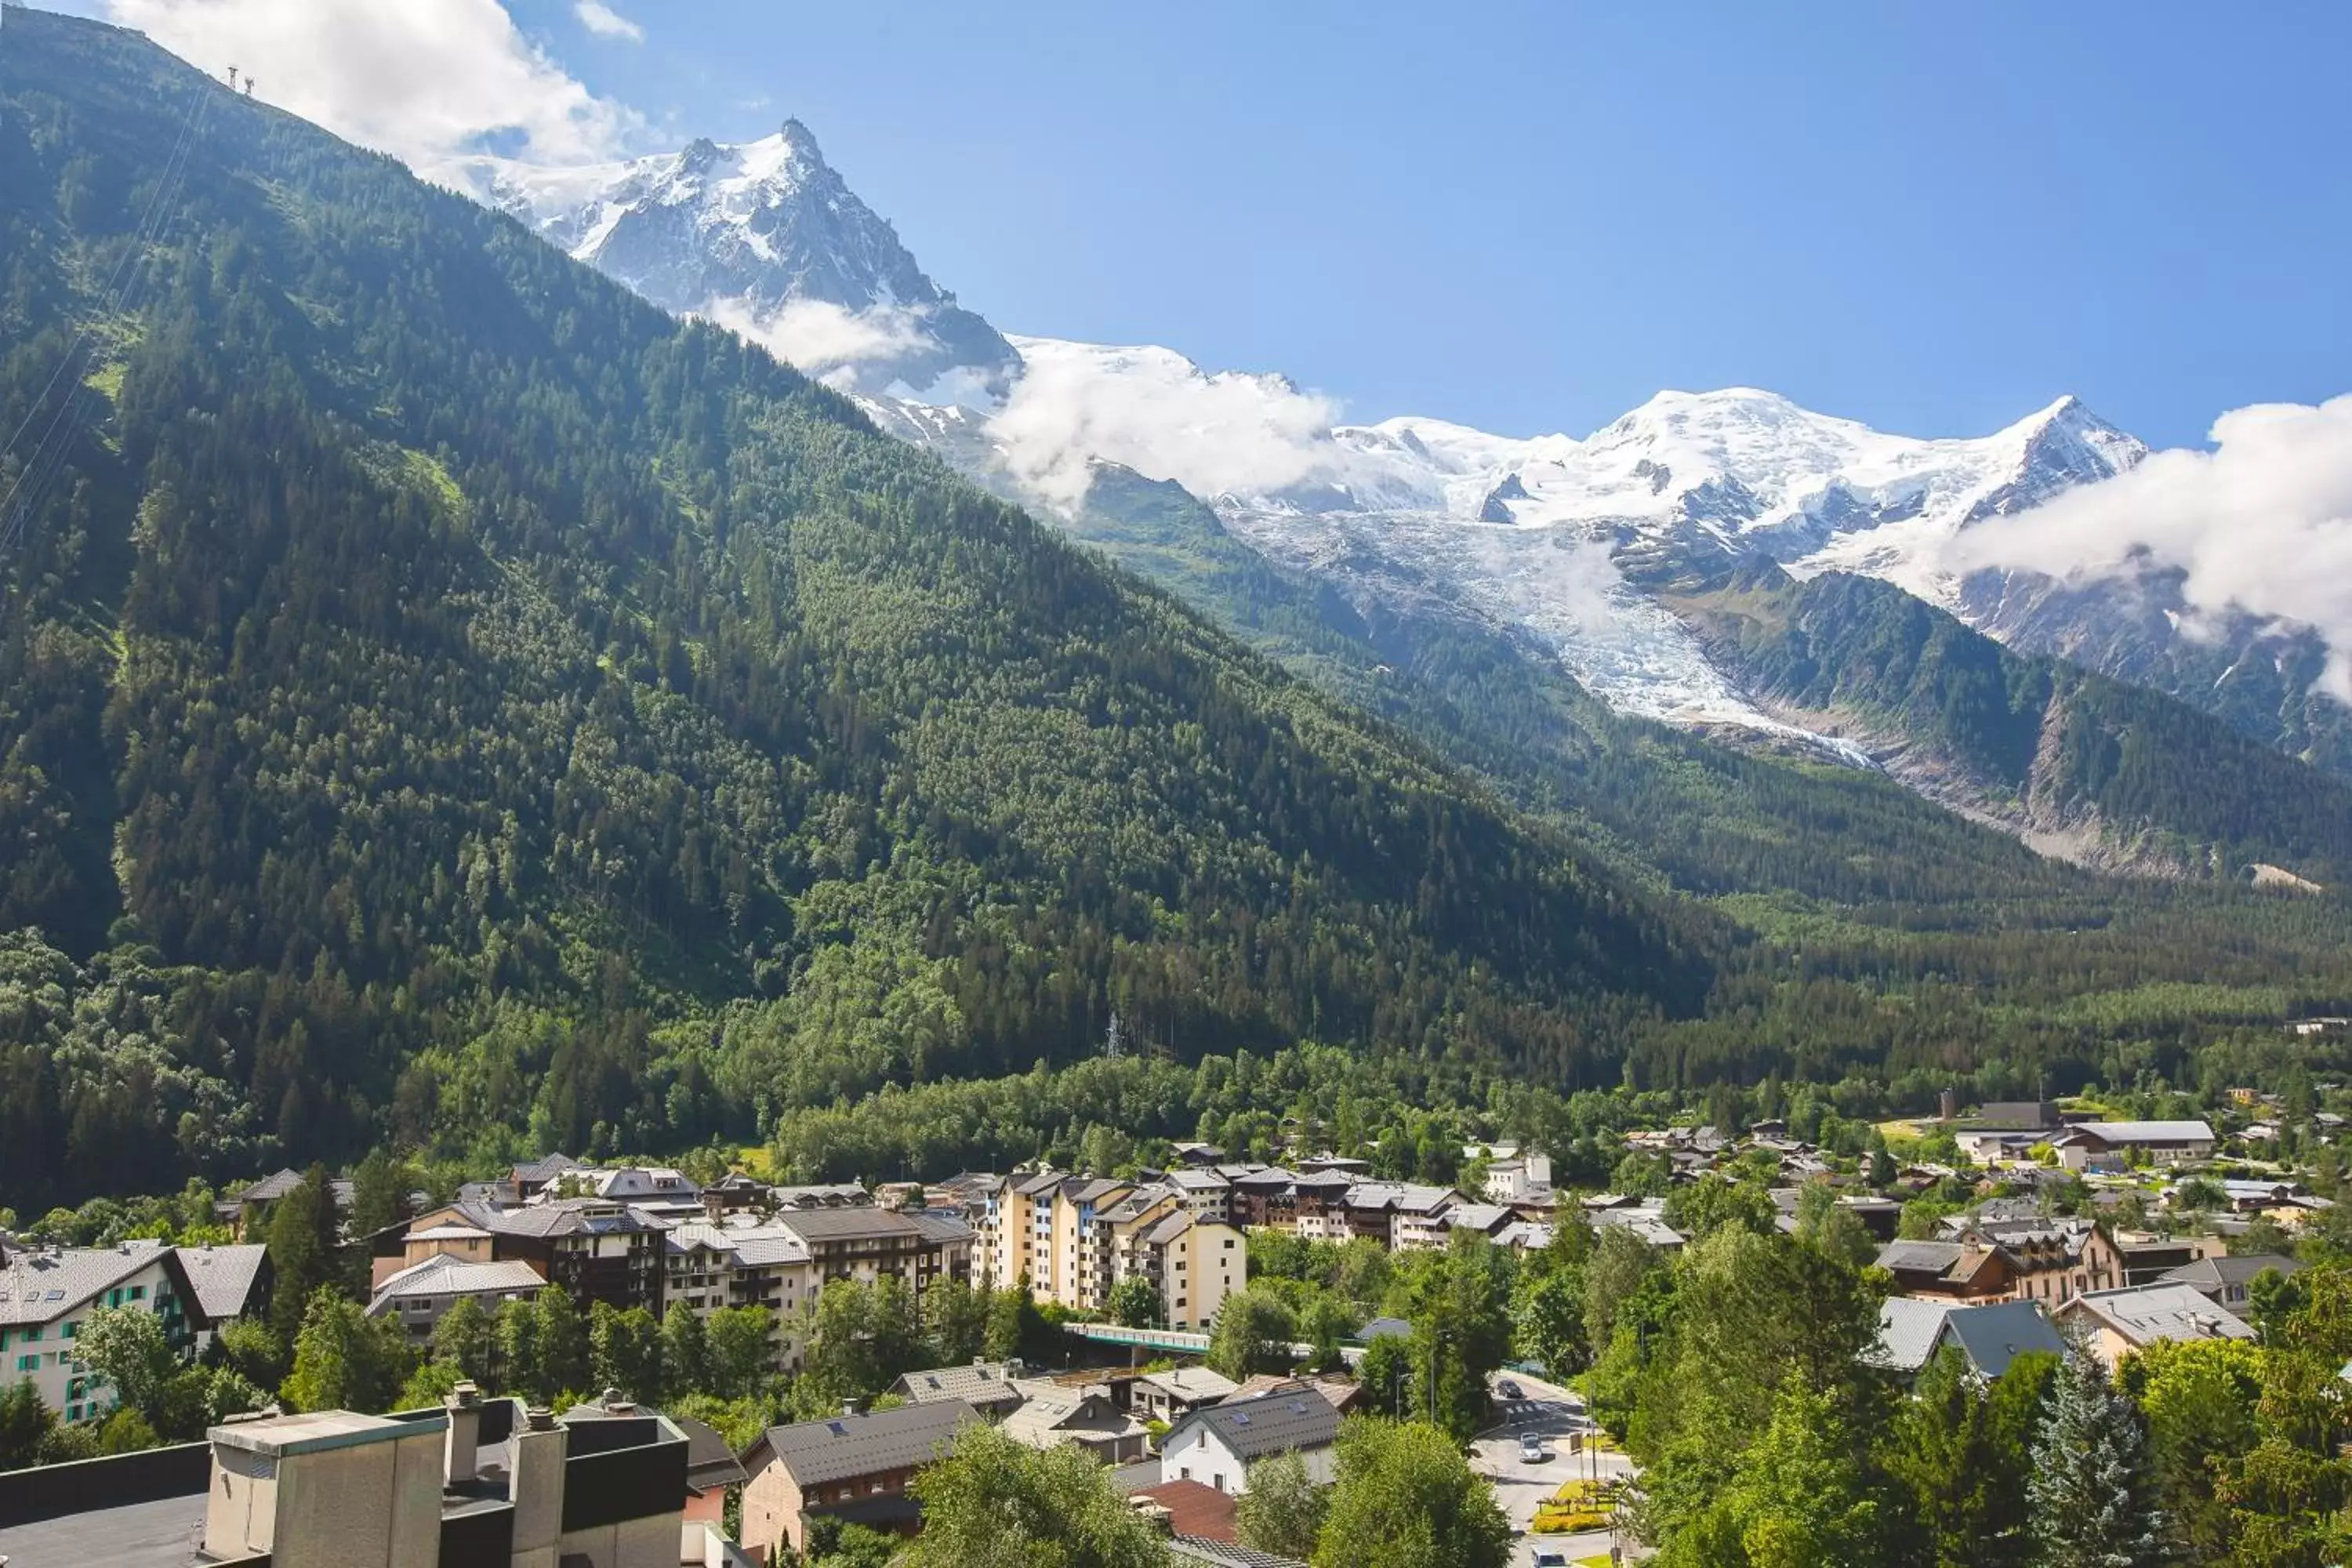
[1532,1550,1570,1568]
[1520,1432,1549,1463]
[1497,1378,1523,1399]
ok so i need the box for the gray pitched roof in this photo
[0,1240,178,1327]
[174,1243,269,1323]
[1000,1389,1145,1448]
[237,1168,307,1203]
[2061,1120,2216,1145]
[665,1221,811,1268]
[1873,1298,1956,1374]
[1138,1367,1240,1403]
[1935,1301,2065,1380]
[1168,1387,1341,1461]
[2066,1284,2257,1347]
[772,1207,926,1245]
[749,1399,975,1488]
[1171,1539,1311,1568]
[365,1256,548,1315]
[904,1211,975,1245]
[2161,1254,2303,1290]
[672,1414,751,1494]
[1877,1240,1965,1276]
[891,1362,1029,1411]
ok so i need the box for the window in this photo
[66,1405,81,1422]
[1179,1466,1191,1481]
[62,1322,75,1339]
[15,1355,35,1373]
[20,1327,38,1343]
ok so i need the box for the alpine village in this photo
[4,6,2352,1568]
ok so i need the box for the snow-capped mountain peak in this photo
[458,122,1017,399]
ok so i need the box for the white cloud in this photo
[572,1,641,42]
[990,338,1346,512]
[103,0,640,177]
[706,297,931,384]
[1952,394,2352,699]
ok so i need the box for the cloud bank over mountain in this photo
[1955,394,2352,697]
[103,0,641,176]
[992,338,1348,511]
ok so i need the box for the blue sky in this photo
[492,1,2350,448]
[67,1,2351,448]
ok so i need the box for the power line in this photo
[0,70,215,555]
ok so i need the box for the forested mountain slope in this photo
[1674,568,2352,882]
[0,9,1707,1204]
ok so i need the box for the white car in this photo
[1520,1433,1549,1463]
[1532,1551,1570,1568]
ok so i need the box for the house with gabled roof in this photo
[888,1359,1031,1419]
[1000,1380,1150,1461]
[1160,1385,1343,1495]
[740,1398,976,1557]
[1872,1298,2064,1382]
[2056,1283,2257,1368]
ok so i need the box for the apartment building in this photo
[773,1205,967,1301]
[0,1239,198,1425]
[664,1220,815,1370]
[1123,1210,1245,1330]
[1047,1178,1134,1312]
[404,1196,669,1315]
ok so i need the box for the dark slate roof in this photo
[237,1169,306,1203]
[673,1414,750,1494]
[772,1207,927,1245]
[903,1211,975,1245]
[174,1243,269,1323]
[1168,1388,1341,1461]
[2161,1254,2304,1290]
[1877,1240,1964,1276]
[748,1399,975,1488]
[1935,1301,2065,1380]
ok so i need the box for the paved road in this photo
[1472,1370,1642,1566]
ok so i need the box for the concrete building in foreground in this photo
[0,1382,746,1567]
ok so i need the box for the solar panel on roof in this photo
[1234,1412,1250,1425]
[827,1421,849,1436]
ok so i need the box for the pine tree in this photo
[265,1166,343,1345]
[2029,1349,2165,1567]
[660,1302,710,1396]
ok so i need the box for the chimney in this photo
[445,1381,482,1485]
[511,1408,569,1566]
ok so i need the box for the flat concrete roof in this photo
[209,1408,448,1457]
[0,1492,208,1568]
